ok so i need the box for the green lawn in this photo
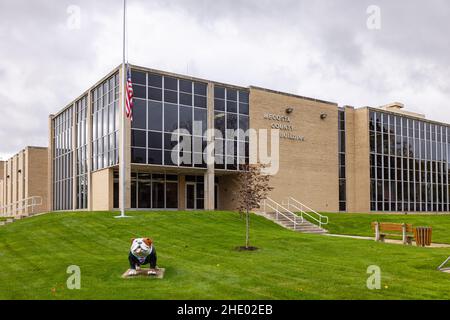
[0,211,450,300]
[318,213,450,244]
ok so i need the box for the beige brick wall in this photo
[0,161,4,210]
[353,108,371,212]
[26,147,49,214]
[0,147,48,215]
[247,87,340,212]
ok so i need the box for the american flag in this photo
[125,66,134,120]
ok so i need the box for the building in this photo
[4,63,449,215]
[0,147,48,216]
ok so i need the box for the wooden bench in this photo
[371,222,414,245]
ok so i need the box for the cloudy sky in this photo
[1,0,449,159]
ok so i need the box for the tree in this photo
[233,163,274,250]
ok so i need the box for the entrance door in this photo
[186,183,196,210]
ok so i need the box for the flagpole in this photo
[116,0,131,219]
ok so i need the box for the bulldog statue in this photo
[128,238,158,276]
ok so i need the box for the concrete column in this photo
[204,82,215,210]
[48,115,54,212]
[119,65,132,209]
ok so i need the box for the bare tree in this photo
[233,163,274,249]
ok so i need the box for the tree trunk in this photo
[245,209,250,248]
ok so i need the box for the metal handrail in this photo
[286,197,329,228]
[0,196,43,218]
[261,198,303,229]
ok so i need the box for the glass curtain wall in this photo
[130,70,208,168]
[75,96,88,209]
[53,107,74,211]
[214,86,249,170]
[113,172,178,209]
[92,73,120,171]
[369,110,449,212]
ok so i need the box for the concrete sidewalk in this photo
[325,233,450,248]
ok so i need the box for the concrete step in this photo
[0,222,5,226]
[261,211,328,234]
[6,218,14,224]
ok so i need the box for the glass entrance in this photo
[186,183,196,210]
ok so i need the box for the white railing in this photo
[0,196,43,218]
[261,197,303,229]
[284,197,329,228]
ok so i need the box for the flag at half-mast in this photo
[125,65,134,120]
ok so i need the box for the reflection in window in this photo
[130,70,208,168]
[214,86,249,171]
[369,110,450,212]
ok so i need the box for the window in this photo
[369,110,450,212]
[53,106,74,211]
[114,171,178,209]
[92,72,120,171]
[214,85,249,171]
[130,69,208,168]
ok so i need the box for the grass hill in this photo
[0,211,450,300]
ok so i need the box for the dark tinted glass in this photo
[194,95,207,108]
[194,82,207,96]
[239,103,249,115]
[214,99,225,111]
[215,112,226,134]
[214,86,225,99]
[164,150,178,166]
[179,80,192,93]
[166,175,178,181]
[239,115,249,132]
[148,74,162,88]
[166,183,178,208]
[194,108,207,134]
[227,113,238,131]
[164,90,178,104]
[164,133,179,150]
[133,85,146,99]
[131,148,146,164]
[148,131,162,149]
[132,99,146,129]
[148,101,162,131]
[131,70,146,85]
[164,104,178,132]
[147,149,162,165]
[164,77,178,90]
[148,87,162,101]
[131,130,146,148]
[239,91,249,103]
[227,89,237,101]
[180,93,192,106]
[179,106,193,133]
[152,181,165,208]
[227,101,237,113]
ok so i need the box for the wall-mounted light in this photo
[6,175,10,179]
[286,107,294,114]
[320,113,328,120]
[18,169,22,174]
